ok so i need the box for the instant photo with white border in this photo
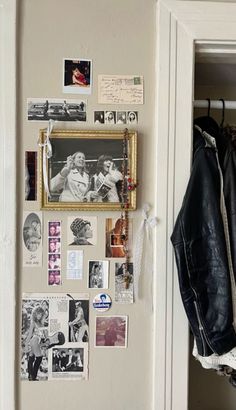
[63,58,92,95]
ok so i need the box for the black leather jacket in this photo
[171,118,236,357]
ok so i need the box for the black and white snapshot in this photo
[27,98,87,122]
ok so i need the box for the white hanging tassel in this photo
[133,203,158,299]
[37,120,55,197]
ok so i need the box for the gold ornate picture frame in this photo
[39,129,137,211]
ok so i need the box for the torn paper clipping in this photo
[21,293,89,381]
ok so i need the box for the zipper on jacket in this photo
[193,301,207,356]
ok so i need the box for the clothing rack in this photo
[194,100,236,110]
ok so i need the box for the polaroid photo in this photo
[68,216,97,246]
[63,58,92,95]
[88,260,109,289]
[95,316,128,348]
[94,111,105,124]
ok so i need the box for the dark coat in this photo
[171,118,236,357]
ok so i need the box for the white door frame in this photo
[153,1,236,410]
[0,1,16,410]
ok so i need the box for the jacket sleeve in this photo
[50,173,66,193]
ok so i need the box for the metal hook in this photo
[206,98,211,117]
[219,98,225,128]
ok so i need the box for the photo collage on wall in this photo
[21,293,89,381]
[23,55,143,380]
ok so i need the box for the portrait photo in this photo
[48,238,61,254]
[116,111,127,124]
[39,129,137,211]
[23,212,41,253]
[127,111,138,124]
[105,111,116,124]
[48,221,61,237]
[94,111,105,124]
[95,316,128,348]
[63,58,92,95]
[88,260,109,289]
[67,216,97,246]
[48,270,61,286]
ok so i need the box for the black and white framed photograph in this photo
[68,299,89,342]
[39,129,137,211]
[88,260,109,289]
[63,58,92,95]
[27,98,87,122]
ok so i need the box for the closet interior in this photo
[188,42,236,410]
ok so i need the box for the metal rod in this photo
[194,100,236,110]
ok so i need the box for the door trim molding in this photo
[0,1,16,410]
[153,1,236,409]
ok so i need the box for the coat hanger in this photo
[219,98,225,128]
[207,98,211,117]
[194,98,219,139]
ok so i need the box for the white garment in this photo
[50,170,89,202]
[193,339,236,371]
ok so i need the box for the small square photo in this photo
[63,58,92,95]
[95,316,128,348]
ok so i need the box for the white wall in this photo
[18,1,156,410]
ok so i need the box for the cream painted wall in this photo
[18,1,156,410]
